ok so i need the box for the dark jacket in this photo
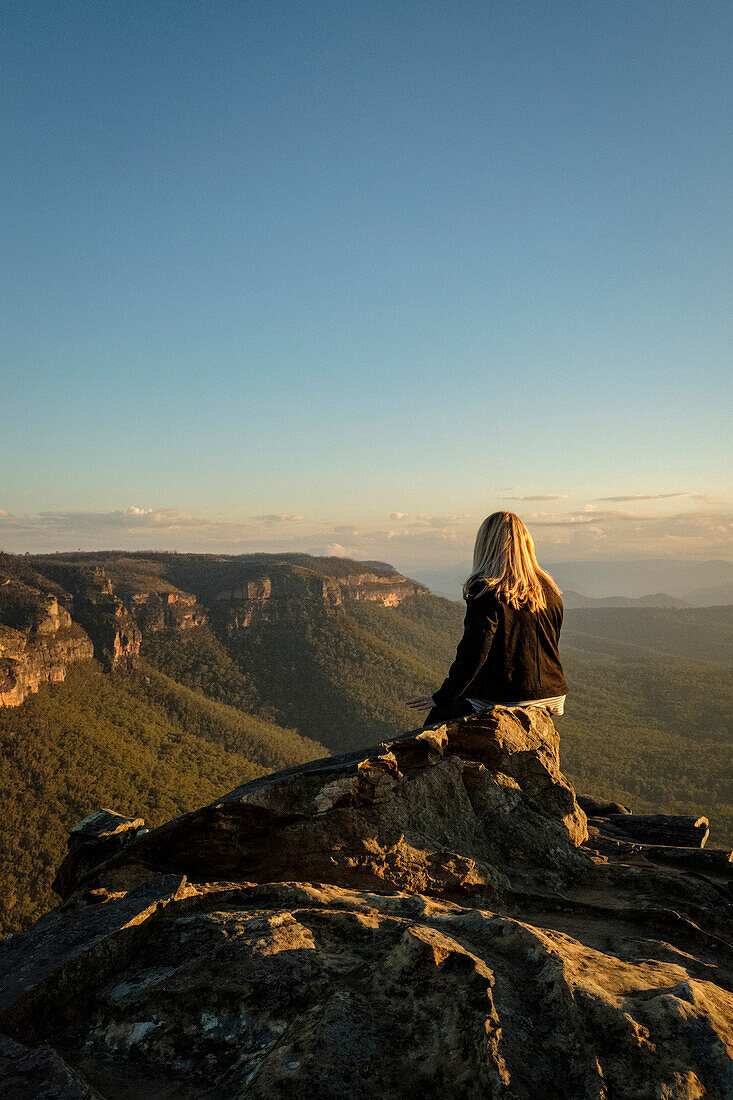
[431,576,568,709]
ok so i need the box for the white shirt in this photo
[467,695,566,716]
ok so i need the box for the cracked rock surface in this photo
[0,708,731,1098]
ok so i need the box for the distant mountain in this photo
[560,590,689,609]
[0,550,731,938]
[549,558,733,601]
[412,559,733,604]
[685,582,733,606]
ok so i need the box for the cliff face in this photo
[130,591,206,633]
[0,553,430,709]
[0,565,201,704]
[72,593,141,671]
[213,567,428,632]
[1,708,731,1099]
[336,570,429,606]
[0,594,93,707]
[8,563,146,675]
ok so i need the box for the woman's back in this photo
[431,575,567,710]
[408,511,568,723]
[470,575,566,701]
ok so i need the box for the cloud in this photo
[1,501,730,567]
[30,507,210,530]
[389,512,409,520]
[251,514,304,524]
[325,543,357,558]
[0,507,262,551]
[595,492,715,503]
[525,507,662,527]
[503,495,568,502]
[410,514,469,527]
[387,527,462,543]
[519,506,733,558]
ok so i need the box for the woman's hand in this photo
[406,695,434,712]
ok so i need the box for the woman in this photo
[407,511,568,726]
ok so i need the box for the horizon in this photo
[2,2,731,566]
[3,544,732,604]
[0,499,731,566]
[1,499,732,565]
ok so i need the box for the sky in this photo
[1,0,731,571]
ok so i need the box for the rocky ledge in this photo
[0,708,731,1098]
[0,596,93,707]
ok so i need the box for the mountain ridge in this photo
[415,558,733,604]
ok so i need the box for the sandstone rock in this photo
[1,710,731,1098]
[53,708,587,903]
[68,809,146,845]
[578,794,632,816]
[0,594,94,708]
[52,811,148,902]
[212,564,429,631]
[601,813,710,849]
[0,1034,100,1099]
[130,590,206,633]
[73,592,141,670]
[6,564,142,673]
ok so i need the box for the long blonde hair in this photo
[463,511,561,611]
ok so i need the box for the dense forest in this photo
[0,550,730,936]
[340,597,733,846]
[0,660,324,933]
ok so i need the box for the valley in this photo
[0,550,730,935]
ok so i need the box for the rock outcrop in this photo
[1,708,731,1098]
[129,591,206,634]
[0,553,429,706]
[0,561,209,702]
[25,563,144,671]
[213,566,428,632]
[0,594,93,707]
[73,591,141,671]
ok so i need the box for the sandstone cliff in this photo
[0,554,428,707]
[130,591,206,633]
[1,708,731,1098]
[0,590,93,707]
[209,565,428,632]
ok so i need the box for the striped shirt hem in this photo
[467,695,566,716]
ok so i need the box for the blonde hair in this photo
[463,511,562,611]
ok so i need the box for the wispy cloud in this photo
[251,513,304,524]
[388,512,467,525]
[409,514,469,527]
[1,501,730,566]
[12,507,214,531]
[595,492,714,503]
[0,507,261,550]
[329,525,362,537]
[521,506,733,556]
[503,494,568,502]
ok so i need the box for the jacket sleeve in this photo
[431,594,498,708]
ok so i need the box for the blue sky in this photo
[1,0,731,567]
